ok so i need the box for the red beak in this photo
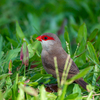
[36,36,42,41]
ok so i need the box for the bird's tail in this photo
[75,78,88,90]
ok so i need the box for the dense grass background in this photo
[0,0,100,99]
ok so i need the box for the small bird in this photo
[36,33,88,90]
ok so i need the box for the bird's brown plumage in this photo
[37,33,88,90]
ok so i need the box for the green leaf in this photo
[87,90,93,100]
[12,74,18,100]
[19,83,38,96]
[87,55,100,68]
[40,85,46,100]
[65,93,79,100]
[0,90,3,100]
[76,38,86,55]
[27,82,38,87]
[74,38,86,66]
[95,34,100,50]
[92,65,99,86]
[16,21,25,39]
[6,37,18,47]
[89,29,98,41]
[77,23,87,43]
[17,84,24,100]
[28,44,34,58]
[0,73,12,80]
[6,76,12,88]
[32,41,41,50]
[3,84,12,99]
[64,26,70,43]
[73,84,82,100]
[87,41,99,64]
[86,84,93,91]
[4,48,21,72]
[46,92,57,100]
[30,74,52,82]
[0,35,3,60]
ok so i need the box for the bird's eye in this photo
[41,35,54,41]
[44,37,48,40]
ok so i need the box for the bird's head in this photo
[36,33,61,51]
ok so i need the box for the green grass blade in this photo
[73,84,82,100]
[59,57,72,100]
[92,65,98,86]
[77,23,87,43]
[66,66,91,84]
[89,29,98,41]
[87,41,99,64]
[0,35,2,60]
[54,57,60,88]
[0,73,12,80]
[40,85,46,100]
[61,55,71,86]
[16,21,25,40]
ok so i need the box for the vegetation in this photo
[0,0,100,99]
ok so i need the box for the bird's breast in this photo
[41,49,67,78]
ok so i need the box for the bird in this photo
[36,33,88,90]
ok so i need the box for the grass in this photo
[0,0,100,99]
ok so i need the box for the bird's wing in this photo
[58,60,79,74]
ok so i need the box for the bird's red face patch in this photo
[36,35,54,41]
